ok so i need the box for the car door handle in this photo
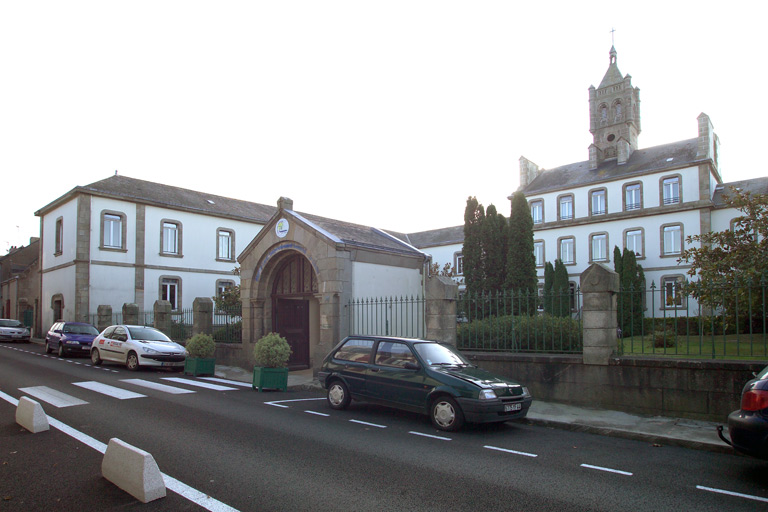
[370,368,380,372]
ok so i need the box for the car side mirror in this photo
[404,362,420,371]
[55,330,63,334]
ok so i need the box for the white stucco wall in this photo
[351,261,422,298]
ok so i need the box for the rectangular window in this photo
[163,222,179,255]
[560,238,574,264]
[217,230,233,260]
[54,218,63,255]
[591,190,606,215]
[103,214,122,249]
[625,184,641,211]
[534,241,544,267]
[663,225,682,255]
[559,196,573,220]
[217,280,234,298]
[626,229,643,257]
[455,254,464,276]
[662,276,685,308]
[161,278,179,310]
[662,177,680,205]
[530,201,543,224]
[591,234,607,262]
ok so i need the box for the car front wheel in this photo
[126,351,140,371]
[91,349,102,365]
[45,341,52,354]
[430,396,465,432]
[58,344,66,358]
[327,380,351,410]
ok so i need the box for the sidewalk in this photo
[214,365,733,455]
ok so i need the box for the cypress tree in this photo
[481,204,508,294]
[462,197,485,294]
[543,261,555,315]
[553,259,570,317]
[505,190,537,312]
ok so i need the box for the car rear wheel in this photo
[430,396,465,431]
[327,380,351,410]
[91,348,102,365]
[126,351,140,371]
[45,341,52,354]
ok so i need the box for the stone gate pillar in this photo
[193,297,214,336]
[580,263,619,365]
[97,305,112,333]
[122,303,139,325]
[425,275,458,344]
[153,300,172,334]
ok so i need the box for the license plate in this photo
[504,403,522,412]
[162,362,183,367]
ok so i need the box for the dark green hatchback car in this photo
[318,336,533,431]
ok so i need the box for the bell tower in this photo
[588,46,641,169]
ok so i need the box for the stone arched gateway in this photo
[237,197,434,372]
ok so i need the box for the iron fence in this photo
[618,276,768,359]
[456,289,583,353]
[348,296,425,338]
[212,308,242,343]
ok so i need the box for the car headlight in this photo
[142,347,161,354]
[478,389,497,400]
[522,387,531,397]
[65,339,79,345]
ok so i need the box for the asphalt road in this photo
[2,340,767,511]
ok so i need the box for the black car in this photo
[45,322,100,357]
[318,335,532,431]
[719,366,768,459]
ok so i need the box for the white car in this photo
[0,319,31,343]
[91,325,186,371]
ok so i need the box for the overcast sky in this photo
[2,1,765,253]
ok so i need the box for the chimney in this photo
[277,197,294,211]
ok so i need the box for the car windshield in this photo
[63,324,99,335]
[414,342,471,367]
[0,320,23,328]
[127,327,173,342]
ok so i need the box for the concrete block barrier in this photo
[102,438,166,503]
[16,396,50,433]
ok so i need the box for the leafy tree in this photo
[505,191,537,308]
[429,261,456,277]
[679,187,768,331]
[213,267,242,315]
[462,196,486,294]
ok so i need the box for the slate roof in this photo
[713,177,768,207]
[385,225,464,249]
[37,175,425,259]
[522,138,701,196]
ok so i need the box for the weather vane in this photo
[610,27,616,46]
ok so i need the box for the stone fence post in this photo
[580,263,619,365]
[193,297,214,336]
[122,303,139,325]
[153,300,172,334]
[425,275,458,344]
[97,305,112,333]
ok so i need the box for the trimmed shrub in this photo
[457,313,582,353]
[185,333,216,358]
[253,332,292,368]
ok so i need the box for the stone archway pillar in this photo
[581,263,619,365]
[317,292,341,362]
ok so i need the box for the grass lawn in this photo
[620,333,768,360]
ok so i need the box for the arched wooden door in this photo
[271,254,317,369]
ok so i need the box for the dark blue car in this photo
[720,366,768,459]
[45,322,100,358]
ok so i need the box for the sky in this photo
[2,1,766,253]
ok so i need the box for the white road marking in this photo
[265,397,325,406]
[120,379,196,394]
[409,431,451,441]
[18,386,89,408]
[199,377,253,388]
[697,485,768,503]
[305,410,330,417]
[73,381,146,399]
[161,377,238,391]
[580,464,633,476]
[0,390,240,512]
[350,419,387,428]
[484,445,538,458]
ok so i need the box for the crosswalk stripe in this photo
[161,377,238,391]
[199,377,253,388]
[73,381,146,399]
[19,386,89,408]
[120,379,196,394]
